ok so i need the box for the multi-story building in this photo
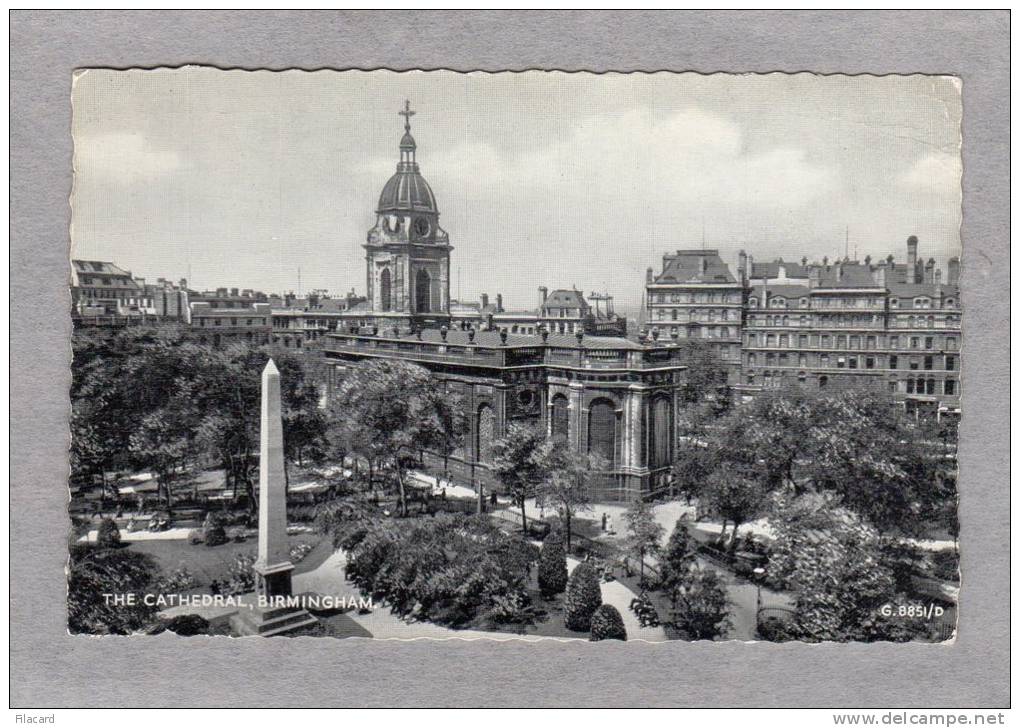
[740,236,961,418]
[488,287,627,337]
[270,290,368,349]
[644,250,744,382]
[187,287,273,347]
[70,260,154,317]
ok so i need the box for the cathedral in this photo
[322,103,689,501]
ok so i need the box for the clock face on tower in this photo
[413,217,430,240]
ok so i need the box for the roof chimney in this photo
[907,235,919,274]
[481,293,489,309]
[496,293,503,312]
[646,267,654,284]
[947,257,961,286]
[539,286,548,308]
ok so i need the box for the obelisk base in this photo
[230,561,317,637]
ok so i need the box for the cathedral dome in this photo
[377,102,438,214]
[377,165,438,214]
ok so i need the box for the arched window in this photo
[551,394,569,441]
[588,400,617,466]
[649,396,673,469]
[415,269,431,313]
[379,268,392,312]
[818,375,828,389]
[476,404,495,464]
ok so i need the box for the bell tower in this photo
[364,101,452,329]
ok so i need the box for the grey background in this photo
[10,10,1010,708]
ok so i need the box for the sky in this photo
[71,68,962,314]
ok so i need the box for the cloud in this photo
[424,107,834,213]
[901,153,961,194]
[75,132,180,184]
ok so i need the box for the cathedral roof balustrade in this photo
[323,329,686,372]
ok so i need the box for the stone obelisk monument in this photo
[232,359,316,636]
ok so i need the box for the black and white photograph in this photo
[65,67,965,644]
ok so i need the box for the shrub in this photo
[334,510,540,628]
[164,614,210,636]
[670,567,730,640]
[484,592,539,629]
[204,523,228,547]
[224,553,256,595]
[96,518,121,549]
[537,534,569,598]
[590,604,627,641]
[563,562,602,632]
[153,566,198,594]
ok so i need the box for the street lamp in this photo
[753,567,766,614]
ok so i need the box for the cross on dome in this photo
[399,100,415,132]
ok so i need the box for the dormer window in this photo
[799,297,808,307]
[748,297,758,307]
[914,297,931,309]
[890,298,899,308]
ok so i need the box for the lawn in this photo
[127,531,327,588]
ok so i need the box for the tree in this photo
[67,544,160,634]
[491,423,546,533]
[590,604,627,641]
[767,490,898,642]
[679,338,731,411]
[533,439,607,551]
[659,519,697,594]
[537,530,569,598]
[563,562,603,632]
[669,566,730,640]
[700,469,769,554]
[330,359,467,516]
[623,498,664,586]
[96,518,121,549]
[802,389,950,536]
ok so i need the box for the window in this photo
[945,380,957,395]
[909,358,919,371]
[865,356,875,369]
[890,355,898,370]
[818,375,828,388]
[947,337,958,351]
[890,336,900,349]
[946,356,955,371]
[910,337,920,349]
[926,379,936,395]
[837,335,847,349]
[848,357,858,369]
[821,335,831,348]
[379,268,392,311]
[747,353,756,366]
[849,336,859,349]
[588,400,617,465]
[924,337,933,350]
[799,335,808,347]
[907,379,915,394]
[888,381,897,393]
[551,395,569,441]
[924,356,933,371]
[837,356,846,369]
